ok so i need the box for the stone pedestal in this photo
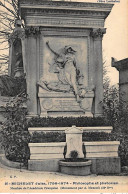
[65,126,84,158]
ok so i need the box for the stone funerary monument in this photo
[11,0,121,174]
[17,0,114,118]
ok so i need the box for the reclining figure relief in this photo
[38,41,94,103]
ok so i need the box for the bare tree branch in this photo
[0,0,22,75]
[0,1,17,17]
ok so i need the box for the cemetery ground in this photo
[0,154,128,193]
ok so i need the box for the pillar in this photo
[25,27,40,117]
[90,28,106,117]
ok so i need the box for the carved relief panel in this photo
[40,36,88,88]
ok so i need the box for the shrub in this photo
[1,93,30,165]
[28,116,110,127]
[103,72,128,134]
[103,74,128,167]
[0,75,26,97]
[30,131,66,143]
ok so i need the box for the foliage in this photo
[103,62,128,134]
[28,116,110,128]
[118,133,128,167]
[30,131,66,143]
[117,99,128,134]
[30,132,113,143]
[0,75,26,96]
[102,63,128,166]
[103,84,119,129]
[1,93,30,165]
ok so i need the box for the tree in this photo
[0,0,21,75]
[103,60,128,134]
[103,61,119,127]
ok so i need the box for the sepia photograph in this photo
[0,0,128,193]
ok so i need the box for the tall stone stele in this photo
[18,0,113,117]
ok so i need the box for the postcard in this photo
[0,0,128,193]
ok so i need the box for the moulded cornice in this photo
[25,16,104,28]
[19,0,114,21]
[19,0,113,9]
[112,58,128,71]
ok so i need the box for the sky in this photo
[103,0,128,85]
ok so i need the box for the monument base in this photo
[28,159,61,172]
[28,157,120,175]
[87,157,121,174]
[28,140,121,174]
[38,88,94,117]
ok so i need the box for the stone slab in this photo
[30,146,64,154]
[87,157,121,174]
[29,142,66,160]
[38,90,94,117]
[29,141,120,160]
[30,153,63,160]
[84,141,120,158]
[28,126,113,134]
[86,152,118,158]
[29,142,66,147]
[28,159,61,172]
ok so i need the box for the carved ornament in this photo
[90,28,106,40]
[25,26,41,37]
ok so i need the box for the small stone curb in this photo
[0,154,27,169]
